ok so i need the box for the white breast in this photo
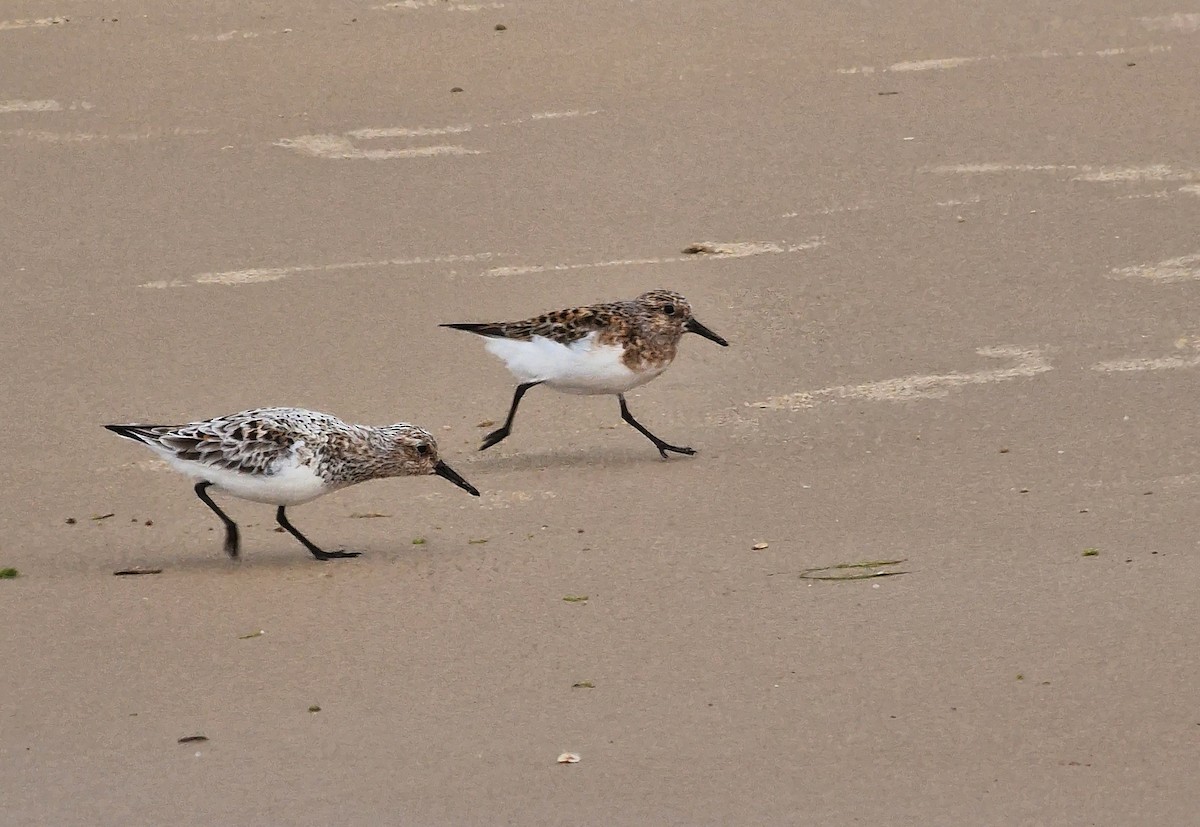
[484,333,664,395]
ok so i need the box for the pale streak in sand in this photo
[925,163,1200,184]
[1092,339,1200,372]
[187,30,262,42]
[781,195,981,219]
[1092,352,1200,373]
[275,110,600,160]
[482,239,825,277]
[1117,190,1174,200]
[1108,253,1200,284]
[0,99,93,114]
[782,203,877,218]
[1116,185,1200,200]
[373,0,504,10]
[140,253,501,289]
[750,346,1053,410]
[836,45,1170,74]
[1,100,62,113]
[141,239,822,289]
[0,17,67,31]
[1138,14,1200,33]
[273,135,481,159]
[0,127,212,143]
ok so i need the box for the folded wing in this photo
[104,422,293,476]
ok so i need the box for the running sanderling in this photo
[105,407,480,561]
[442,289,729,457]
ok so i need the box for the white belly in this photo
[484,333,665,395]
[165,455,330,506]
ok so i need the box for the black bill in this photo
[435,460,481,496]
[685,318,729,347]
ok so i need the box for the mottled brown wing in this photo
[442,302,623,345]
[158,423,296,475]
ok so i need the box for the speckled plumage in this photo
[116,408,434,490]
[444,290,700,373]
[105,407,480,561]
[442,290,729,457]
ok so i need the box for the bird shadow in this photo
[105,543,406,575]
[461,443,698,475]
[163,552,348,573]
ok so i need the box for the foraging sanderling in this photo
[105,407,480,561]
[442,289,728,457]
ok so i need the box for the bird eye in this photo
[663,303,676,316]
[416,443,431,456]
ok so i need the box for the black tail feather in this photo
[440,322,506,338]
[104,424,172,445]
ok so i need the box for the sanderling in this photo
[104,407,480,561]
[442,289,728,457]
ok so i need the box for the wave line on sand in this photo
[141,253,502,288]
[750,346,1053,410]
[482,238,825,277]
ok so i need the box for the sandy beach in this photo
[2,1,1199,824]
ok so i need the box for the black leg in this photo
[618,394,696,459]
[481,381,542,451]
[194,482,241,559]
[276,506,360,561]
